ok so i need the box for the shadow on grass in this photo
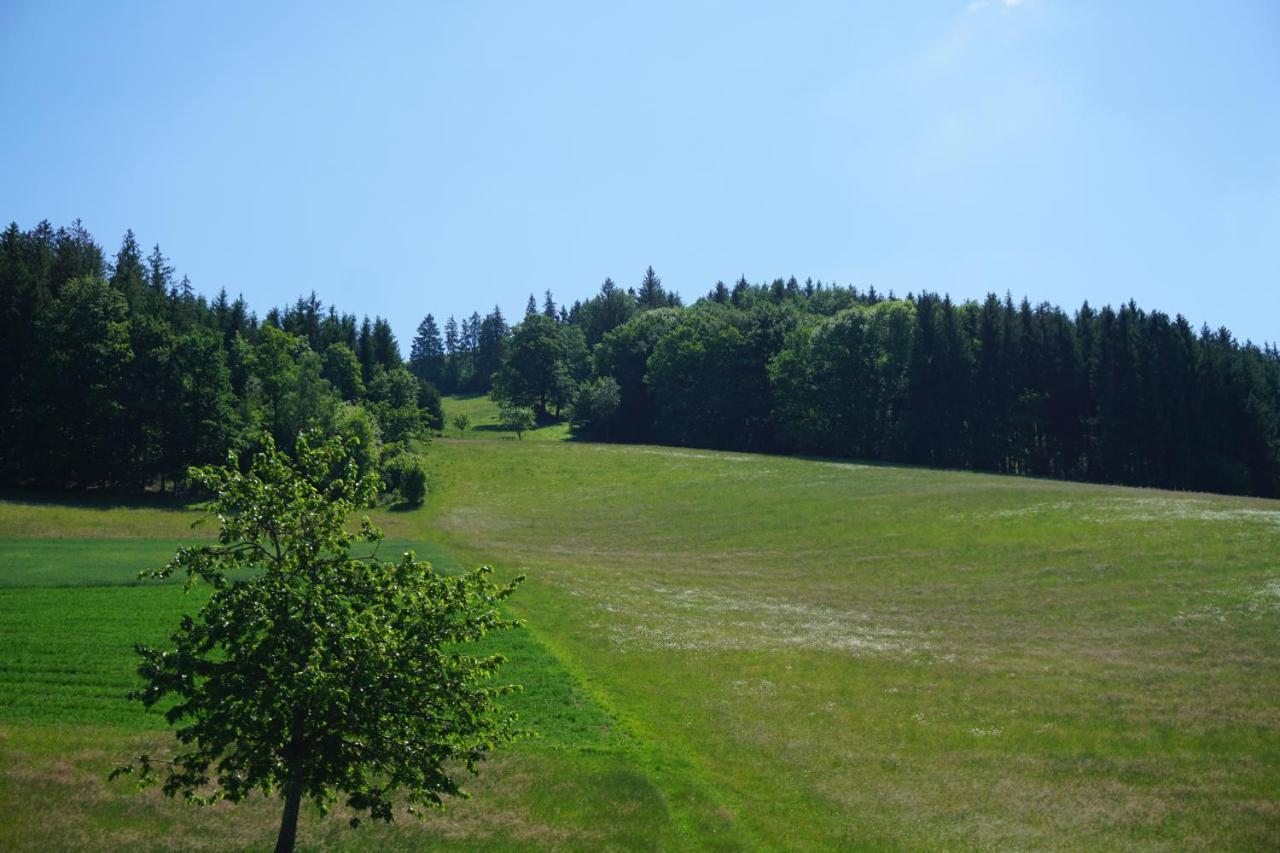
[0,487,200,512]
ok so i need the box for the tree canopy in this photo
[114,433,524,851]
[0,220,442,493]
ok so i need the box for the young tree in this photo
[115,434,524,852]
[451,413,471,437]
[499,405,536,439]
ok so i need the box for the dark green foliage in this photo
[322,343,365,401]
[366,366,425,444]
[115,434,522,849]
[573,277,635,347]
[0,220,429,494]
[325,402,382,477]
[770,301,916,458]
[415,378,445,432]
[474,307,508,392]
[590,308,682,443]
[440,274,1279,496]
[570,376,621,440]
[6,218,1279,498]
[636,266,666,310]
[380,445,429,503]
[28,275,133,487]
[408,314,445,388]
[491,314,576,419]
[645,307,770,450]
[398,461,428,503]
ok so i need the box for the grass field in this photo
[441,394,572,442]
[2,433,1279,849]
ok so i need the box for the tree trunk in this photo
[274,771,304,853]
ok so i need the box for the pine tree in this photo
[371,318,401,369]
[409,314,445,387]
[444,315,460,355]
[110,229,147,311]
[637,266,665,309]
[147,244,173,297]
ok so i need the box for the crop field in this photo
[2,436,1279,850]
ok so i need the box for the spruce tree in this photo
[637,266,665,309]
[409,313,445,387]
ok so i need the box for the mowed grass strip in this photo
[0,542,630,750]
[0,489,209,539]
[0,529,691,850]
[0,725,676,852]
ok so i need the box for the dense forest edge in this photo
[3,219,1278,497]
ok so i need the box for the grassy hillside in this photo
[3,440,1279,849]
[440,394,571,442]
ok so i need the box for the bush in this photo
[380,447,428,504]
[570,376,621,440]
[325,402,382,476]
[398,461,427,504]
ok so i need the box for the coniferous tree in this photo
[4,218,1279,498]
[409,314,445,388]
[636,266,665,309]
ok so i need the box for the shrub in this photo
[381,447,428,504]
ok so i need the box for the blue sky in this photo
[3,1,1277,348]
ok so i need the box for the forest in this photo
[422,275,1280,498]
[0,220,438,498]
[4,219,1279,498]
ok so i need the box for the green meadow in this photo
[2,419,1279,849]
[441,394,572,442]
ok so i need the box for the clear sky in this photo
[3,1,1277,348]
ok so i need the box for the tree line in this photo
[5,219,1277,498]
[412,270,1280,497]
[0,220,440,496]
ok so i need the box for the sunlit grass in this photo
[440,394,571,442]
[3,438,1279,849]
[400,440,1280,850]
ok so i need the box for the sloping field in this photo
[2,440,1279,849]
[441,394,571,442]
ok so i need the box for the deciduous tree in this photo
[115,434,523,852]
